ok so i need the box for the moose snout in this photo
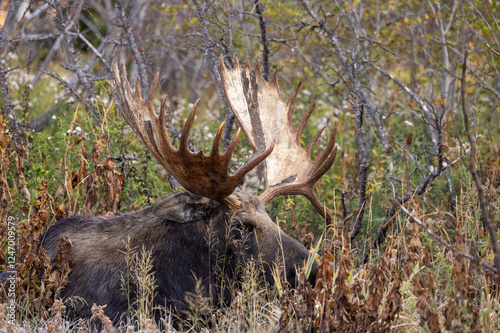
[285,255,319,288]
[308,260,319,286]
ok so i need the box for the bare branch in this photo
[298,1,374,240]
[393,199,498,275]
[192,0,235,149]
[115,0,149,98]
[254,0,270,80]
[50,0,99,122]
[0,61,24,146]
[31,33,64,87]
[459,42,500,279]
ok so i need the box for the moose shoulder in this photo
[36,58,339,324]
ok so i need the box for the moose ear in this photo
[152,192,220,223]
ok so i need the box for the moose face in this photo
[144,189,316,290]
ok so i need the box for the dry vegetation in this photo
[1,0,500,332]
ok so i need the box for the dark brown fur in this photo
[39,189,317,324]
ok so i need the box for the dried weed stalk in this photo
[279,235,402,332]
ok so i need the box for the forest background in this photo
[0,0,499,332]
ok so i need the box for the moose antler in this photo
[112,62,275,209]
[219,56,338,223]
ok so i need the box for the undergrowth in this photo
[0,61,499,333]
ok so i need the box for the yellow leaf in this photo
[435,98,444,103]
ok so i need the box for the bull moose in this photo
[23,57,339,324]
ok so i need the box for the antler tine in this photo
[219,56,340,223]
[310,145,338,185]
[287,83,301,126]
[297,95,317,146]
[304,192,333,224]
[179,99,200,155]
[258,124,338,223]
[306,126,325,155]
[114,63,165,158]
[210,122,225,156]
[113,63,133,131]
[257,176,334,224]
[158,96,175,154]
[233,140,276,180]
[112,62,273,208]
[311,122,338,176]
[222,128,241,162]
[134,75,142,100]
[146,71,159,109]
[270,68,279,87]
[144,120,161,156]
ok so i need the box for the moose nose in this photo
[286,267,298,287]
[308,261,318,286]
[286,259,318,288]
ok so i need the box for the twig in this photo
[0,62,13,116]
[115,0,149,98]
[9,32,62,42]
[32,69,90,109]
[444,168,457,216]
[393,199,498,274]
[76,33,112,73]
[459,43,500,279]
[364,142,469,263]
[0,60,25,147]
[298,1,389,241]
[351,103,370,241]
[299,1,390,152]
[50,0,99,122]
[254,0,270,80]
[367,171,443,261]
[334,188,350,221]
[368,61,432,120]
[394,141,425,178]
[192,0,235,149]
[368,60,447,169]
[31,33,64,87]
[29,35,110,132]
